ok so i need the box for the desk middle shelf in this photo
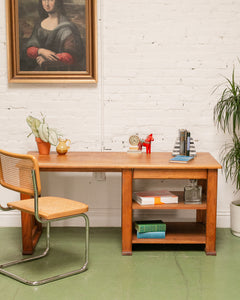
[132,191,207,210]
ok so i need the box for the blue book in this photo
[137,231,166,239]
[169,155,194,164]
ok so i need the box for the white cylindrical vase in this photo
[230,200,240,237]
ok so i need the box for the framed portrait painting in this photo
[6,0,97,83]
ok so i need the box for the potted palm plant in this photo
[26,114,60,155]
[214,69,240,236]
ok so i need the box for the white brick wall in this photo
[1,0,239,227]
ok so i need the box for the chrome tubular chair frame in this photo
[0,215,89,286]
[0,167,89,286]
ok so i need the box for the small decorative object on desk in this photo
[172,129,196,157]
[128,134,141,152]
[133,190,178,205]
[56,138,71,155]
[169,155,194,164]
[138,134,154,154]
[184,179,202,204]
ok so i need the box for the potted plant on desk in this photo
[26,114,60,155]
[214,69,240,236]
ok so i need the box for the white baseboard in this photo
[0,209,231,228]
[0,209,121,227]
[216,210,230,228]
[52,208,121,227]
[0,211,21,227]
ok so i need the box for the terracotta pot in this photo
[35,137,51,155]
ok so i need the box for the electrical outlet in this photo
[92,172,106,181]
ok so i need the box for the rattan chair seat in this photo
[8,197,88,220]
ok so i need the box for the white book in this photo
[133,190,178,205]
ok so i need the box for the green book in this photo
[135,220,166,233]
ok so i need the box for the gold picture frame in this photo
[6,0,97,83]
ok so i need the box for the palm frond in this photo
[214,69,240,137]
[221,138,240,190]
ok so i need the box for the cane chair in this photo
[0,149,89,286]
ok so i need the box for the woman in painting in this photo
[22,0,85,71]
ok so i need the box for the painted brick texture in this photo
[0,0,239,226]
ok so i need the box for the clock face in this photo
[129,135,140,146]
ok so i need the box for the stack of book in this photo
[135,220,166,239]
[172,129,196,157]
[133,190,178,206]
[179,129,191,156]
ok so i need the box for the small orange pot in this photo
[35,137,51,155]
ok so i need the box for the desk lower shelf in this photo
[132,222,206,244]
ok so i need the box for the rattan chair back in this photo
[0,149,41,196]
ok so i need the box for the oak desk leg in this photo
[20,193,42,255]
[205,169,218,255]
[122,169,133,255]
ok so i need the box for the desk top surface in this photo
[28,152,222,171]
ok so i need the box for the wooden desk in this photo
[22,152,221,255]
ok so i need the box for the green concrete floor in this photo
[0,227,239,300]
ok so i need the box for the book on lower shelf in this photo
[135,220,166,233]
[133,190,178,205]
[137,231,166,239]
